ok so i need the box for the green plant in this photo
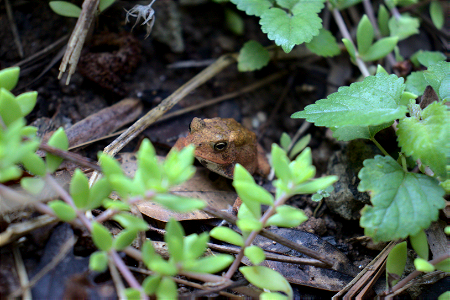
[49,0,116,18]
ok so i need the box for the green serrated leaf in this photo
[0,67,20,90]
[89,251,108,272]
[430,1,444,29]
[245,245,266,265]
[423,61,450,101]
[260,0,324,53]
[358,156,446,242]
[46,127,68,173]
[156,277,177,300]
[386,241,406,285]
[409,230,429,260]
[210,227,244,247]
[331,122,393,141]
[330,0,363,10]
[378,5,390,36]
[388,14,419,40]
[238,40,271,72]
[20,177,45,195]
[397,102,450,179]
[49,1,82,18]
[240,266,293,298]
[92,222,113,252]
[356,15,374,55]
[405,71,427,96]
[230,0,272,17]
[70,169,90,209]
[15,92,37,117]
[183,254,234,273]
[361,36,398,61]
[306,28,341,57]
[416,51,446,68]
[48,200,77,222]
[292,73,407,127]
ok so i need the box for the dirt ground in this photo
[0,0,448,298]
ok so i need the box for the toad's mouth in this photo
[196,158,233,179]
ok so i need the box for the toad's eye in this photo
[214,142,228,151]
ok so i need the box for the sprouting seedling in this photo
[124,0,156,39]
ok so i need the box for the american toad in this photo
[173,117,270,179]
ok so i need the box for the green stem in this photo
[400,153,408,172]
[371,137,390,157]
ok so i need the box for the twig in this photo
[5,0,23,58]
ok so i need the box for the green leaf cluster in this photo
[406,56,448,97]
[49,0,115,18]
[231,0,325,53]
[100,139,204,212]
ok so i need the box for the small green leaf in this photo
[266,205,308,227]
[225,9,244,35]
[429,1,444,29]
[150,260,178,276]
[397,102,450,179]
[416,51,446,68]
[48,200,77,222]
[409,230,429,260]
[99,0,115,12]
[238,40,270,72]
[142,240,159,268]
[291,73,407,127]
[378,5,390,36]
[245,245,266,265]
[183,254,234,273]
[423,61,449,101]
[123,288,140,300]
[405,71,427,96]
[361,37,398,61]
[388,14,419,40]
[434,258,450,272]
[142,275,161,295]
[260,292,288,300]
[289,134,311,158]
[46,127,68,173]
[165,219,184,262]
[49,1,82,18]
[358,156,446,242]
[89,251,108,272]
[240,266,293,298]
[271,144,292,182]
[260,1,324,53]
[0,67,20,90]
[70,169,90,209]
[342,38,356,62]
[156,277,177,300]
[234,182,274,205]
[113,229,138,250]
[99,153,124,177]
[0,88,22,126]
[306,28,340,57]
[237,201,261,222]
[356,15,374,55]
[414,258,435,272]
[233,163,255,184]
[15,91,37,116]
[386,241,407,286]
[210,227,244,247]
[86,178,110,210]
[438,291,450,300]
[113,213,148,231]
[331,122,393,141]
[230,0,272,17]
[280,133,291,151]
[21,153,46,176]
[92,222,113,252]
[183,233,209,261]
[20,177,45,195]
[102,199,130,211]
[236,218,263,232]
